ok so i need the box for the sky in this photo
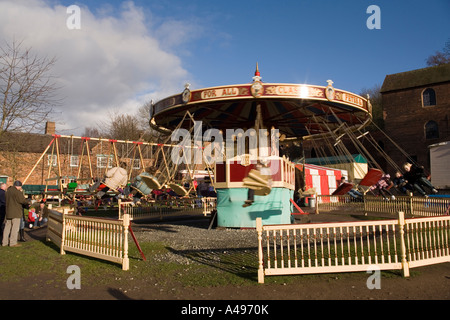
[0,0,449,136]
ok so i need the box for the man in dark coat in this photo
[0,182,6,239]
[2,181,30,247]
[403,163,438,196]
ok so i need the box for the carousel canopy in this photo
[150,66,371,139]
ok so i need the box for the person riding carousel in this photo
[89,161,128,199]
[402,162,438,197]
[370,173,396,200]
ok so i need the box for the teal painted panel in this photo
[216,188,293,228]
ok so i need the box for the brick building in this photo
[380,63,450,173]
[0,122,155,189]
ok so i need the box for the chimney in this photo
[45,121,56,135]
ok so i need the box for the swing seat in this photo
[67,182,78,192]
[140,175,162,190]
[76,183,90,191]
[243,169,272,196]
[130,184,152,196]
[131,173,153,195]
[101,182,121,194]
[168,183,189,197]
[298,187,316,198]
[359,168,383,187]
[93,183,107,191]
[332,183,354,195]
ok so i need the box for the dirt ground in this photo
[2,262,449,301]
[1,212,449,303]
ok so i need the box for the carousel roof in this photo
[150,66,371,139]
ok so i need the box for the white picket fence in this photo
[118,197,217,221]
[316,195,450,216]
[256,212,450,283]
[46,209,130,270]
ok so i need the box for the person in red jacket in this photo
[27,208,38,229]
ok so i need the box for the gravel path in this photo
[130,216,259,265]
[133,216,257,247]
[129,210,370,251]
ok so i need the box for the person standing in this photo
[0,182,6,239]
[2,181,30,247]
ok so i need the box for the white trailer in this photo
[429,141,450,189]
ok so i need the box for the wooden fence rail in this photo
[256,212,450,283]
[316,195,450,216]
[46,209,130,270]
[118,197,217,221]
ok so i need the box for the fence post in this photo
[363,194,368,216]
[315,196,320,214]
[61,208,69,255]
[409,194,414,215]
[398,211,410,277]
[256,217,265,284]
[315,194,319,214]
[122,213,130,271]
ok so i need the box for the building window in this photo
[70,155,79,167]
[132,159,141,170]
[422,88,436,107]
[97,155,113,168]
[425,120,439,139]
[47,155,57,167]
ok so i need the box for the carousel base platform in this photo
[216,187,294,228]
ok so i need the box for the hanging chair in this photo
[140,174,162,190]
[168,183,189,197]
[130,172,153,196]
[332,183,354,195]
[145,111,200,197]
[358,168,383,187]
[243,169,272,196]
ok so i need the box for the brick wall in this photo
[0,142,155,187]
[382,82,450,172]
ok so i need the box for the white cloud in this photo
[0,0,195,135]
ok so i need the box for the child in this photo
[27,208,39,229]
[370,174,396,200]
[393,171,413,195]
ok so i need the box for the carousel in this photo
[149,65,372,228]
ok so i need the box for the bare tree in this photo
[137,100,162,141]
[426,39,450,66]
[0,40,60,136]
[360,84,383,129]
[83,126,102,138]
[104,111,144,141]
[137,100,152,133]
[82,100,163,142]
